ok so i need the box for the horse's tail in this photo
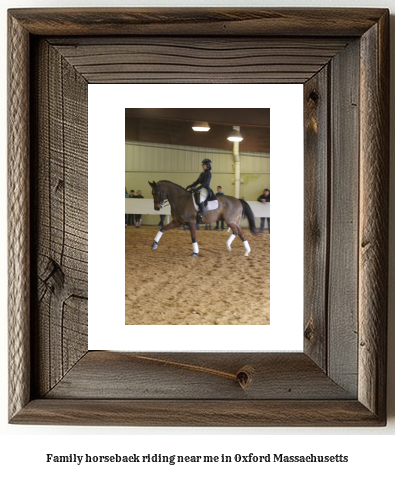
[239,199,258,236]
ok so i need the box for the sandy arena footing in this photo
[125,225,270,325]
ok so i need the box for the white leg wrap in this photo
[193,242,199,253]
[243,240,251,253]
[226,234,236,247]
[154,231,163,243]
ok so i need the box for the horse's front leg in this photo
[151,219,180,249]
[187,222,199,257]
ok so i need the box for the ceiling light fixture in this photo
[227,126,243,142]
[192,121,210,132]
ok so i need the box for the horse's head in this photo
[148,181,167,211]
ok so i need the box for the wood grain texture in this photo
[358,12,389,420]
[8,8,387,37]
[303,67,329,371]
[30,39,88,397]
[7,8,389,426]
[45,352,354,400]
[8,12,31,421]
[49,37,350,84]
[327,39,360,396]
[11,399,384,427]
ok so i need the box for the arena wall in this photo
[125,141,270,226]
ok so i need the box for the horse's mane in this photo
[158,180,188,192]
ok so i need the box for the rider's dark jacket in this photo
[187,170,216,201]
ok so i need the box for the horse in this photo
[148,180,257,257]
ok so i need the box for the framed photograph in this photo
[8,8,389,426]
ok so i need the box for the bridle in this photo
[152,184,168,209]
[151,184,191,209]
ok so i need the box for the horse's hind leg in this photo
[151,219,180,249]
[227,223,251,256]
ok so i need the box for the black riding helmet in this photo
[202,158,212,170]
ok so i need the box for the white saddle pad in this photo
[192,188,218,211]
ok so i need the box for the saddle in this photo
[192,188,218,211]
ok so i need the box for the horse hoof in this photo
[244,252,249,257]
[151,241,158,250]
[190,252,197,258]
[227,247,232,252]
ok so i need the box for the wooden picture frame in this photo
[8,8,389,426]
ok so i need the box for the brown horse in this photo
[148,180,257,257]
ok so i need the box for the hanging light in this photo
[192,121,210,132]
[227,126,243,142]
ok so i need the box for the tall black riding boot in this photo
[197,202,206,224]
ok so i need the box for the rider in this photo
[186,159,216,223]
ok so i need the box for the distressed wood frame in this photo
[8,8,389,426]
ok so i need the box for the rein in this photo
[156,185,191,209]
